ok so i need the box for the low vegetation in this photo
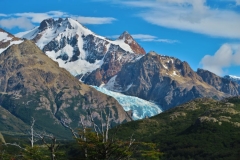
[112,97,240,160]
[1,97,240,159]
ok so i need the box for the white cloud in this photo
[133,34,179,43]
[0,11,116,31]
[232,45,240,65]
[14,11,67,23]
[132,34,157,40]
[73,16,116,24]
[200,43,240,75]
[236,0,240,5]
[107,33,178,43]
[107,34,157,40]
[0,17,35,30]
[113,0,240,39]
[153,39,179,43]
[0,13,7,17]
[221,0,240,5]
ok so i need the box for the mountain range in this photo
[16,18,240,110]
[0,17,240,138]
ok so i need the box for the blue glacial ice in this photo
[92,86,163,120]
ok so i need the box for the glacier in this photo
[92,86,162,120]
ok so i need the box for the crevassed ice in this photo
[92,86,162,120]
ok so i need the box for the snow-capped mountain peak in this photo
[16,18,145,79]
[118,31,131,41]
[118,31,146,55]
[17,18,94,50]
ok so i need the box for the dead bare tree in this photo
[36,134,60,160]
[61,108,135,160]
[28,117,40,148]
[4,117,39,151]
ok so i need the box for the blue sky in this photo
[0,0,240,76]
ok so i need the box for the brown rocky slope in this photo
[0,40,131,138]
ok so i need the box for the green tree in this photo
[21,145,49,160]
[63,109,162,159]
[75,128,133,159]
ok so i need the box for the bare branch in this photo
[5,143,26,151]
[105,109,111,142]
[88,109,99,139]
[60,119,78,139]
[100,110,105,143]
[129,133,135,148]
[29,117,36,148]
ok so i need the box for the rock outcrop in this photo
[197,69,240,95]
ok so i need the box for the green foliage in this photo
[74,128,132,159]
[136,142,163,160]
[21,146,49,160]
[112,97,240,160]
[0,141,20,160]
[71,128,162,160]
[0,128,161,160]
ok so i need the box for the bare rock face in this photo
[197,69,240,95]
[106,52,228,110]
[84,46,142,86]
[0,40,131,138]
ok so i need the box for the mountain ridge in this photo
[104,52,233,110]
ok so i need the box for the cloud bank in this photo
[200,43,240,75]
[0,11,116,30]
[110,0,240,39]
